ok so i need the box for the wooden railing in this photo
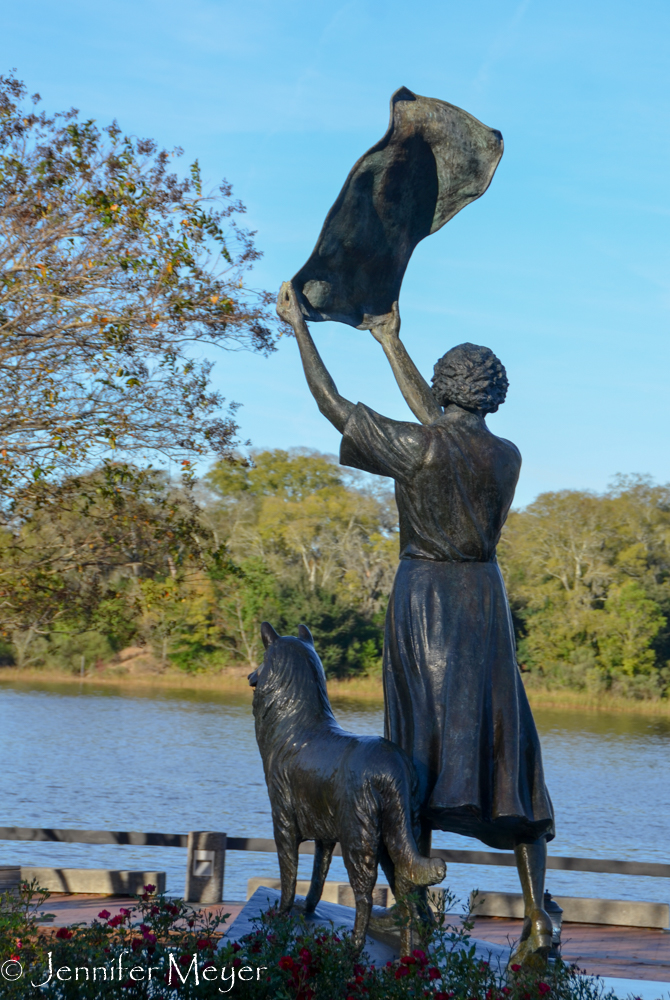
[1,826,668,903]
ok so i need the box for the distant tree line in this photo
[499,475,670,699]
[0,449,397,676]
[1,454,669,698]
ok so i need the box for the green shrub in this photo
[1,881,619,1000]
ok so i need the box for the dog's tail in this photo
[390,842,445,888]
[380,766,446,888]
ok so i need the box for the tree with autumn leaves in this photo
[0,72,276,499]
[0,71,279,640]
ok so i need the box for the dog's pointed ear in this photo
[261,622,280,649]
[298,624,314,646]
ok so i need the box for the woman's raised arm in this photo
[368,304,442,426]
[277,282,354,434]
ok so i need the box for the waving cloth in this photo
[292,87,504,328]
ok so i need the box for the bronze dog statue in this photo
[249,621,446,953]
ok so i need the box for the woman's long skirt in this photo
[383,559,554,850]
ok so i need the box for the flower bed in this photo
[1,881,617,999]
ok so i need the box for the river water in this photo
[0,680,668,907]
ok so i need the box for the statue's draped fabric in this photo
[293,87,503,329]
[340,403,555,850]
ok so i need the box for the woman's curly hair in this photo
[431,342,509,415]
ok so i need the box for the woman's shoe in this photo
[508,908,552,970]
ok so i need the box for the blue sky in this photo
[3,0,669,506]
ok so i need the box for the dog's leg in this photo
[368,842,404,933]
[394,870,419,957]
[342,845,378,954]
[305,840,335,913]
[274,813,300,913]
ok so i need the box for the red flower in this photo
[9,955,20,962]
[510,964,522,973]
[197,938,213,951]
[144,933,156,945]
[395,965,410,978]
[131,938,143,951]
[98,909,111,920]
[55,927,73,939]
[400,954,417,965]
[151,906,160,915]
[233,958,242,969]
[108,915,124,928]
[231,942,241,953]
[119,908,131,916]
[412,949,428,965]
[144,883,156,893]
[537,984,551,995]
[279,955,295,971]
[300,947,312,965]
[428,967,441,980]
[179,953,193,966]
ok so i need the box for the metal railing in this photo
[1,826,668,904]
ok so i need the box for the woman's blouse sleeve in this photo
[339,403,429,482]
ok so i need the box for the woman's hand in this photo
[368,301,401,344]
[276,281,305,330]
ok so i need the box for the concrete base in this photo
[225,886,398,965]
[598,977,670,1000]
[230,885,510,968]
[472,891,670,929]
[246,876,394,907]
[20,867,166,895]
[0,866,20,891]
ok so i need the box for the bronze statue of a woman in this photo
[277,281,555,968]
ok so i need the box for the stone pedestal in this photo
[220,886,511,968]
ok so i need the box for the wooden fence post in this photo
[185,831,226,903]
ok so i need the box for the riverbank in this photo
[1,663,669,715]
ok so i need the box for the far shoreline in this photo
[1,665,669,716]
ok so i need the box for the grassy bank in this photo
[1,662,670,715]
[0,664,382,702]
[524,685,670,716]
